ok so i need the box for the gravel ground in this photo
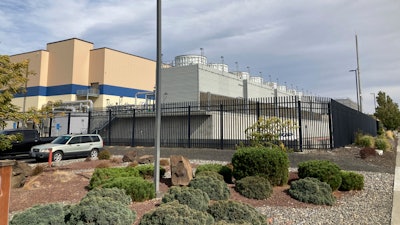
[106,146,395,174]
[107,145,396,225]
[258,171,394,225]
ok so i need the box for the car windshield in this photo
[51,135,72,144]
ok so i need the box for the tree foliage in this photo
[0,55,30,151]
[245,116,297,149]
[0,55,29,128]
[1,55,61,136]
[24,100,63,128]
[374,91,400,130]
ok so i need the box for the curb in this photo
[391,139,400,225]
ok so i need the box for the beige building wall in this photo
[101,48,155,90]
[46,39,93,86]
[89,48,106,85]
[10,50,50,111]
[10,50,49,87]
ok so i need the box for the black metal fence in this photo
[87,96,377,151]
[330,99,377,148]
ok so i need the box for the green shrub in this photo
[374,137,391,150]
[339,171,364,191]
[83,187,131,205]
[231,146,289,186]
[288,177,336,206]
[139,201,214,225]
[189,176,230,200]
[10,203,66,225]
[235,176,273,200]
[386,130,395,140]
[196,170,224,181]
[355,135,374,148]
[162,186,210,211]
[297,160,342,191]
[89,167,140,189]
[207,200,267,225]
[137,164,155,178]
[66,195,136,225]
[195,164,233,183]
[98,149,111,160]
[102,176,155,202]
[137,164,166,178]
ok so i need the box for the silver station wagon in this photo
[30,134,104,162]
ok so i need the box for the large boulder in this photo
[137,155,154,164]
[122,150,137,162]
[170,155,193,186]
[11,161,32,188]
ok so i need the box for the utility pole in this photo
[355,34,362,112]
[154,0,162,195]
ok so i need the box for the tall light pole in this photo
[349,69,359,111]
[355,34,362,112]
[154,0,162,195]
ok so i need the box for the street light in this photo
[349,69,360,111]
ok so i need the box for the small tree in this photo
[245,116,297,149]
[0,55,30,125]
[0,55,30,151]
[24,100,63,132]
[374,91,400,130]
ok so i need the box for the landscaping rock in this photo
[11,161,32,188]
[122,150,137,162]
[138,155,154,164]
[170,155,193,186]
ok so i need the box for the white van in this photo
[30,134,103,162]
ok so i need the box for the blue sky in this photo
[1,0,399,114]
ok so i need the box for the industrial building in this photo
[161,54,302,104]
[10,38,156,111]
[9,38,305,114]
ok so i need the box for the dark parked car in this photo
[0,129,55,157]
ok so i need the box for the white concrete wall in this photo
[198,65,243,99]
[161,65,199,103]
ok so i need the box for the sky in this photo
[1,0,399,114]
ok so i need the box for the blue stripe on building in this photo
[13,84,151,98]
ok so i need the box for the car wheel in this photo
[52,151,63,162]
[90,149,99,158]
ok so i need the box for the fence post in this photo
[328,102,334,149]
[108,109,112,146]
[256,101,260,121]
[49,117,53,137]
[67,113,71,134]
[297,99,303,152]
[188,105,191,148]
[87,111,91,134]
[131,109,136,147]
[220,104,224,149]
[0,160,16,225]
